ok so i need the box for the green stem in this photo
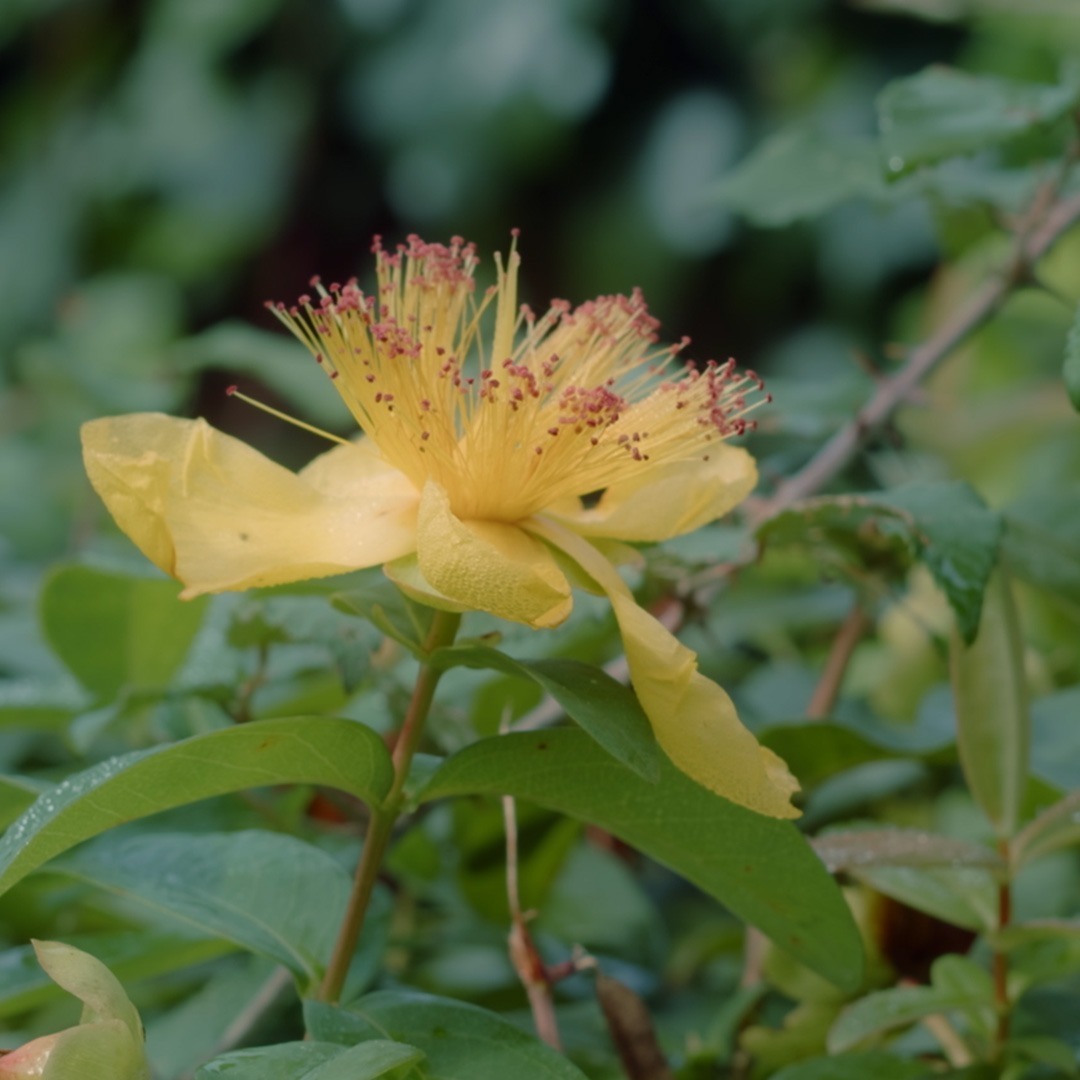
[318,609,462,1004]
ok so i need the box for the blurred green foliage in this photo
[1,1,1080,1078]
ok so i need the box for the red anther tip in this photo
[226,385,238,396]
[510,227,521,238]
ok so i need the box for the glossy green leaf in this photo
[418,729,863,991]
[714,129,896,225]
[951,568,1029,837]
[829,956,994,1052]
[0,717,393,896]
[877,66,1080,175]
[429,644,659,782]
[39,566,208,701]
[51,831,356,991]
[306,991,590,1079]
[882,482,1002,644]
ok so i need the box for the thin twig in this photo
[752,189,1080,522]
[503,793,562,1050]
[806,601,873,720]
[921,1011,975,1068]
[208,965,294,1062]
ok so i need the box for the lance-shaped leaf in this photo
[951,567,1029,838]
[0,717,392,897]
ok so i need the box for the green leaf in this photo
[418,729,864,992]
[828,956,994,1052]
[714,130,897,226]
[306,991,590,1079]
[877,65,1080,176]
[39,566,209,701]
[758,483,1002,643]
[429,644,660,782]
[51,831,361,991]
[773,1051,934,1080]
[951,568,1029,838]
[0,717,393,896]
[757,496,917,577]
[881,482,1002,644]
[1003,493,1080,604]
[1066,304,1080,411]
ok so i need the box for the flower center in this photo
[268,234,767,523]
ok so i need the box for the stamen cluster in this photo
[268,235,768,523]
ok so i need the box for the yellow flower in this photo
[0,941,149,1080]
[81,235,799,818]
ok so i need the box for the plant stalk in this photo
[318,609,462,1004]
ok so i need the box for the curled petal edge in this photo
[528,517,800,819]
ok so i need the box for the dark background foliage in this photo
[2,2,1080,1078]
[2,0,978,545]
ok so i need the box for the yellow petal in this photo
[384,555,471,614]
[548,444,757,542]
[529,518,800,818]
[81,414,419,598]
[416,482,572,629]
[608,592,800,818]
[299,438,413,500]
